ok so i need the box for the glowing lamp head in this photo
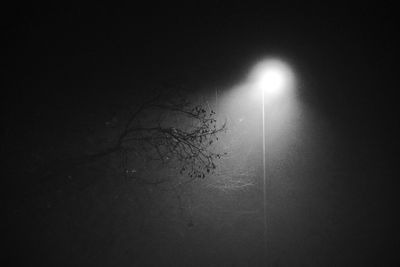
[258,67,286,92]
[249,58,295,98]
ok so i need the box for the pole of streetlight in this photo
[262,88,267,260]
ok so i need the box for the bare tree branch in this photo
[33,87,226,184]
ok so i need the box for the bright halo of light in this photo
[248,58,295,98]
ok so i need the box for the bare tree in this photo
[35,88,226,185]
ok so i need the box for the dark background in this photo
[4,2,399,266]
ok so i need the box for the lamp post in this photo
[251,58,295,262]
[262,82,267,251]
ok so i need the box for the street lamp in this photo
[249,58,295,259]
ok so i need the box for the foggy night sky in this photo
[4,2,399,266]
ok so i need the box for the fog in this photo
[5,3,398,266]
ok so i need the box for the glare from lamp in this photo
[250,58,295,98]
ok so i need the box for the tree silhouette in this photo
[35,88,226,185]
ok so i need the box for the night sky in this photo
[4,2,399,266]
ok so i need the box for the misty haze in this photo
[4,2,398,266]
